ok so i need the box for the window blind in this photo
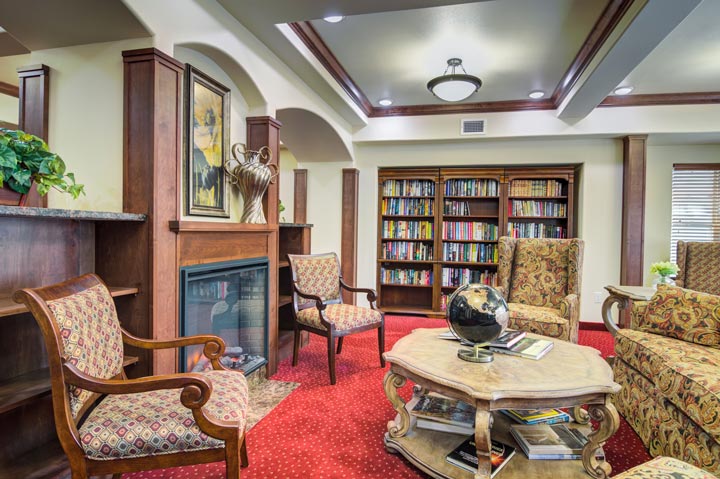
[670,164,720,262]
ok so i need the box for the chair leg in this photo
[378,324,386,367]
[336,336,344,354]
[70,470,88,479]
[225,434,241,479]
[327,335,337,385]
[292,323,301,367]
[240,433,249,467]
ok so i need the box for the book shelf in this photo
[377,166,577,317]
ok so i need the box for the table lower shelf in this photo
[384,412,593,479]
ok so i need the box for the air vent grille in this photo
[461,119,486,135]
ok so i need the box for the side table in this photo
[601,285,655,336]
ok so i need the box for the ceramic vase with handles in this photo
[224,143,277,224]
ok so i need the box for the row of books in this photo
[443,200,472,215]
[380,241,433,261]
[441,268,497,287]
[382,179,435,197]
[508,179,565,197]
[381,198,434,216]
[442,242,498,263]
[381,220,434,239]
[438,329,554,360]
[506,222,567,239]
[509,200,567,217]
[380,267,432,285]
[442,221,498,241]
[445,179,499,197]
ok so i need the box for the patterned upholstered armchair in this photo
[675,240,720,295]
[288,252,385,385]
[496,237,584,343]
[13,274,249,479]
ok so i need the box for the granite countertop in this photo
[0,206,147,222]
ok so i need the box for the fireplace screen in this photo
[179,257,268,374]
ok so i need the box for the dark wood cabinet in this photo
[377,166,578,317]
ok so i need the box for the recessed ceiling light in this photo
[378,98,393,106]
[323,15,344,23]
[528,90,545,99]
[613,86,634,95]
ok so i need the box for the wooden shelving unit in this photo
[377,166,577,316]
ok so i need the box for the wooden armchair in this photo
[288,252,385,385]
[496,237,584,343]
[13,273,249,479]
[675,240,720,295]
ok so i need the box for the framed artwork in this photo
[185,64,230,217]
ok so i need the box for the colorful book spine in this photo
[381,241,433,261]
[382,179,435,196]
[506,222,567,239]
[380,267,433,285]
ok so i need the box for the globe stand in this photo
[457,342,494,363]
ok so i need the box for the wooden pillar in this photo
[341,168,359,304]
[620,135,647,286]
[17,64,49,207]
[97,48,184,376]
[293,168,308,224]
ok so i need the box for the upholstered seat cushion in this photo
[615,328,720,443]
[78,370,248,460]
[611,456,715,478]
[296,303,382,331]
[507,303,570,341]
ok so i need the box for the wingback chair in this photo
[288,252,385,385]
[675,240,720,295]
[13,274,249,479]
[496,237,584,343]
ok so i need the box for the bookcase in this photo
[377,166,577,317]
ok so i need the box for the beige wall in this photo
[279,147,299,222]
[0,94,17,125]
[644,144,720,285]
[303,138,624,323]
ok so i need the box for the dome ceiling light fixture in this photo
[427,58,482,102]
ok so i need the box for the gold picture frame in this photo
[185,64,230,217]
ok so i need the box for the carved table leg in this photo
[582,400,620,479]
[572,405,590,424]
[383,371,410,438]
[474,409,493,479]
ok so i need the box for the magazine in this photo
[446,436,516,477]
[437,329,526,348]
[500,408,571,425]
[510,424,589,455]
[410,393,475,428]
[489,337,553,360]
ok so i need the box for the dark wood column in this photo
[341,168,359,304]
[620,135,647,286]
[17,64,49,207]
[247,116,282,225]
[293,168,308,224]
[96,48,184,376]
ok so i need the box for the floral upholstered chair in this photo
[288,252,385,384]
[675,240,720,295]
[496,237,584,343]
[13,274,249,479]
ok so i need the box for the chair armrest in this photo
[63,362,213,408]
[559,293,580,343]
[121,329,228,370]
[292,284,327,311]
[339,279,378,305]
[601,286,655,337]
[629,301,649,330]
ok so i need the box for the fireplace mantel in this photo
[169,220,278,233]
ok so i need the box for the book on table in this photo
[437,329,526,348]
[446,436,516,477]
[410,393,475,435]
[500,408,571,425]
[510,423,597,460]
[488,337,553,360]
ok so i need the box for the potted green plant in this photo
[0,128,84,206]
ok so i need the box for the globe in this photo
[446,283,509,345]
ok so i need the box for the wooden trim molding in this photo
[673,163,720,171]
[600,92,720,107]
[288,22,373,116]
[17,64,50,208]
[371,99,555,117]
[620,135,647,287]
[293,169,308,224]
[0,81,19,97]
[341,168,359,304]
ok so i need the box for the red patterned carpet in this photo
[124,316,650,479]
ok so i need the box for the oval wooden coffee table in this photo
[383,328,621,479]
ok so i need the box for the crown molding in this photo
[600,92,720,107]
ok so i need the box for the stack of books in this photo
[500,408,571,425]
[410,393,475,435]
[488,336,554,360]
[446,436,516,477]
[438,329,526,348]
[510,423,602,460]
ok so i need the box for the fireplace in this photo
[179,257,269,375]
